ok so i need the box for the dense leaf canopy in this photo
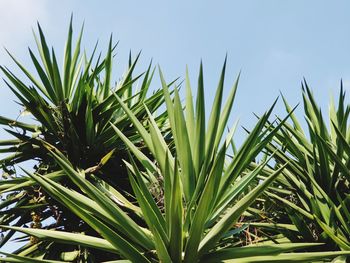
[0,20,349,262]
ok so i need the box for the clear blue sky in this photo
[1,0,350,251]
[1,0,350,128]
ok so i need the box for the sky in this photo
[1,0,350,252]
[1,1,350,133]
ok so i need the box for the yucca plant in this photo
[0,20,168,260]
[1,62,350,262]
[257,82,350,261]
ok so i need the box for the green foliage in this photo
[0,20,349,262]
[260,81,350,261]
[0,19,167,260]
